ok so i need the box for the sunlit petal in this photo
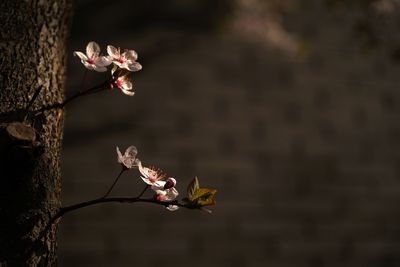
[126,62,142,72]
[73,51,88,61]
[96,56,112,67]
[124,50,138,61]
[107,45,120,58]
[86,41,100,59]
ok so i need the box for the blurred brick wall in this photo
[58,1,400,266]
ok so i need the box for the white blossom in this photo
[152,178,179,212]
[138,161,166,186]
[111,76,135,96]
[107,45,142,72]
[153,187,179,202]
[73,41,111,72]
[116,146,138,169]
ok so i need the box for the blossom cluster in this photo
[71,42,217,213]
[74,41,142,96]
[117,146,179,211]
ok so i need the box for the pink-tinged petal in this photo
[82,61,96,70]
[86,41,100,59]
[166,205,179,211]
[138,161,149,178]
[123,50,138,61]
[121,80,132,90]
[126,62,142,72]
[107,45,120,59]
[93,65,108,72]
[73,51,88,61]
[96,56,112,67]
[141,176,152,185]
[154,193,168,202]
[121,88,135,96]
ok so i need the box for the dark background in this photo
[59,0,400,266]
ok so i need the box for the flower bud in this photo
[164,178,176,190]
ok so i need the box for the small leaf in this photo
[186,177,217,208]
[187,177,199,200]
[191,188,217,207]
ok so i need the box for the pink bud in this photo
[164,178,176,190]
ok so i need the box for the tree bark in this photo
[0,0,71,265]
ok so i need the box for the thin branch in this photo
[136,184,149,198]
[35,196,190,254]
[34,82,108,114]
[102,168,125,198]
[52,197,189,222]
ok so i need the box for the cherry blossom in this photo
[137,161,166,187]
[116,146,139,169]
[150,177,176,191]
[73,41,111,72]
[110,76,135,96]
[153,187,179,201]
[107,45,142,72]
[151,178,179,212]
[154,188,179,211]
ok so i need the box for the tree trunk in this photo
[0,0,71,265]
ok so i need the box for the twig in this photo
[52,197,188,222]
[102,168,125,198]
[34,196,190,256]
[136,184,149,198]
[34,82,108,114]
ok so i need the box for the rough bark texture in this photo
[0,0,71,265]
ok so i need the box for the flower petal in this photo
[121,80,132,90]
[124,50,138,61]
[151,181,166,191]
[124,146,138,158]
[126,62,142,72]
[107,45,120,59]
[82,61,96,70]
[166,205,179,211]
[93,65,108,72]
[121,89,135,96]
[73,51,88,61]
[96,56,112,67]
[86,41,100,59]
[167,187,179,200]
[137,161,148,178]
[141,176,152,185]
[116,146,123,163]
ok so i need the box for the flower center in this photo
[117,57,126,64]
[87,58,95,65]
[149,177,157,183]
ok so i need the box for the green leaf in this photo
[186,177,217,208]
[187,177,199,200]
